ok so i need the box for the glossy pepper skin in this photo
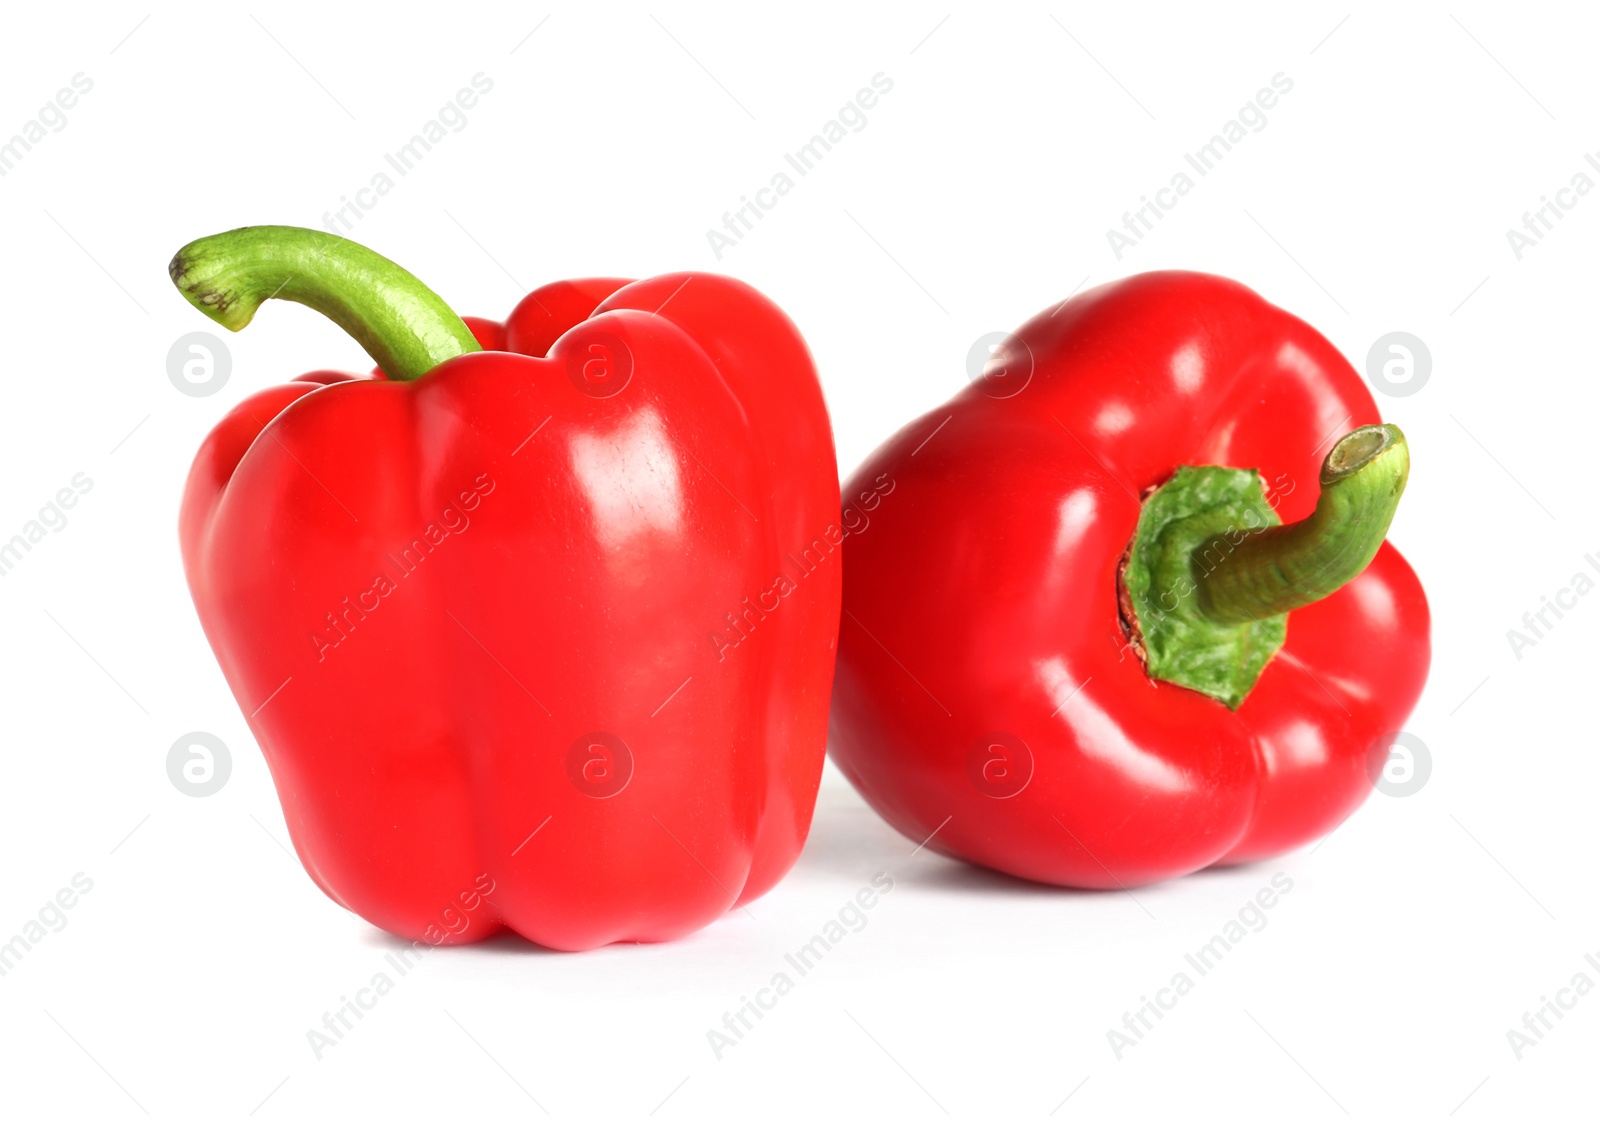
[829,272,1430,888]
[175,228,840,950]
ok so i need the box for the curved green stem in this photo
[168,225,479,381]
[1194,424,1410,625]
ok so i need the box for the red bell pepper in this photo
[171,226,840,950]
[829,272,1429,887]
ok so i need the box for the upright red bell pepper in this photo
[171,226,840,949]
[829,271,1429,887]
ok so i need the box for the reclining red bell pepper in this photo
[829,271,1429,887]
[170,226,840,949]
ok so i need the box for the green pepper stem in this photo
[167,225,480,382]
[1194,424,1410,625]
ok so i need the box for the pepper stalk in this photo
[168,225,480,382]
[1120,424,1410,709]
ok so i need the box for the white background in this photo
[0,1,1591,1126]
